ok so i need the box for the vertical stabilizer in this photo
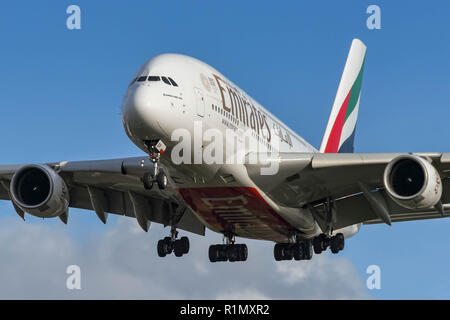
[320,39,366,153]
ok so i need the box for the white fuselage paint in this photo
[121,54,356,242]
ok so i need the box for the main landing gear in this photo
[157,228,190,258]
[274,241,313,261]
[209,233,248,263]
[143,140,168,190]
[273,233,345,261]
[312,233,344,254]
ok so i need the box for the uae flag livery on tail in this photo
[320,39,366,153]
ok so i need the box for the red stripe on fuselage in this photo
[177,187,291,242]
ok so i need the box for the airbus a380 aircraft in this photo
[1,38,449,263]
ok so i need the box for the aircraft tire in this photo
[157,239,166,257]
[293,243,303,261]
[336,233,345,251]
[237,244,248,261]
[282,244,293,261]
[163,237,173,254]
[227,245,239,262]
[143,172,154,190]
[180,236,190,254]
[274,243,283,261]
[301,241,313,260]
[209,245,219,262]
[156,172,168,189]
[174,240,184,257]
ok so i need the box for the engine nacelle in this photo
[10,164,69,218]
[383,155,442,210]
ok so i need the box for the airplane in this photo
[1,38,449,263]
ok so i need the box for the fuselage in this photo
[121,54,350,242]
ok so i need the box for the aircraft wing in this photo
[245,152,450,231]
[0,157,205,236]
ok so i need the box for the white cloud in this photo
[0,211,370,299]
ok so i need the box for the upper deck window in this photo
[168,77,178,86]
[137,76,147,82]
[148,76,161,81]
[161,76,171,85]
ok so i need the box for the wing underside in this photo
[245,152,450,232]
[0,157,205,236]
[2,152,450,239]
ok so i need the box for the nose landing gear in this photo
[142,140,168,190]
[143,171,168,190]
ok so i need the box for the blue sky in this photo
[1,1,450,299]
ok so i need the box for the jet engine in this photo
[383,155,442,210]
[10,164,69,218]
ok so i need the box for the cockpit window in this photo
[128,77,137,87]
[168,77,178,86]
[144,75,179,86]
[161,76,171,85]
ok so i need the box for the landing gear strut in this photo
[306,198,345,257]
[143,140,168,190]
[209,233,248,263]
[157,227,190,258]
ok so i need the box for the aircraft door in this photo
[194,87,205,117]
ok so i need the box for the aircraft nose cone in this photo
[122,85,156,140]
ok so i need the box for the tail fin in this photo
[319,38,366,153]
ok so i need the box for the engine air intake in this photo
[14,167,51,206]
[389,158,425,197]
